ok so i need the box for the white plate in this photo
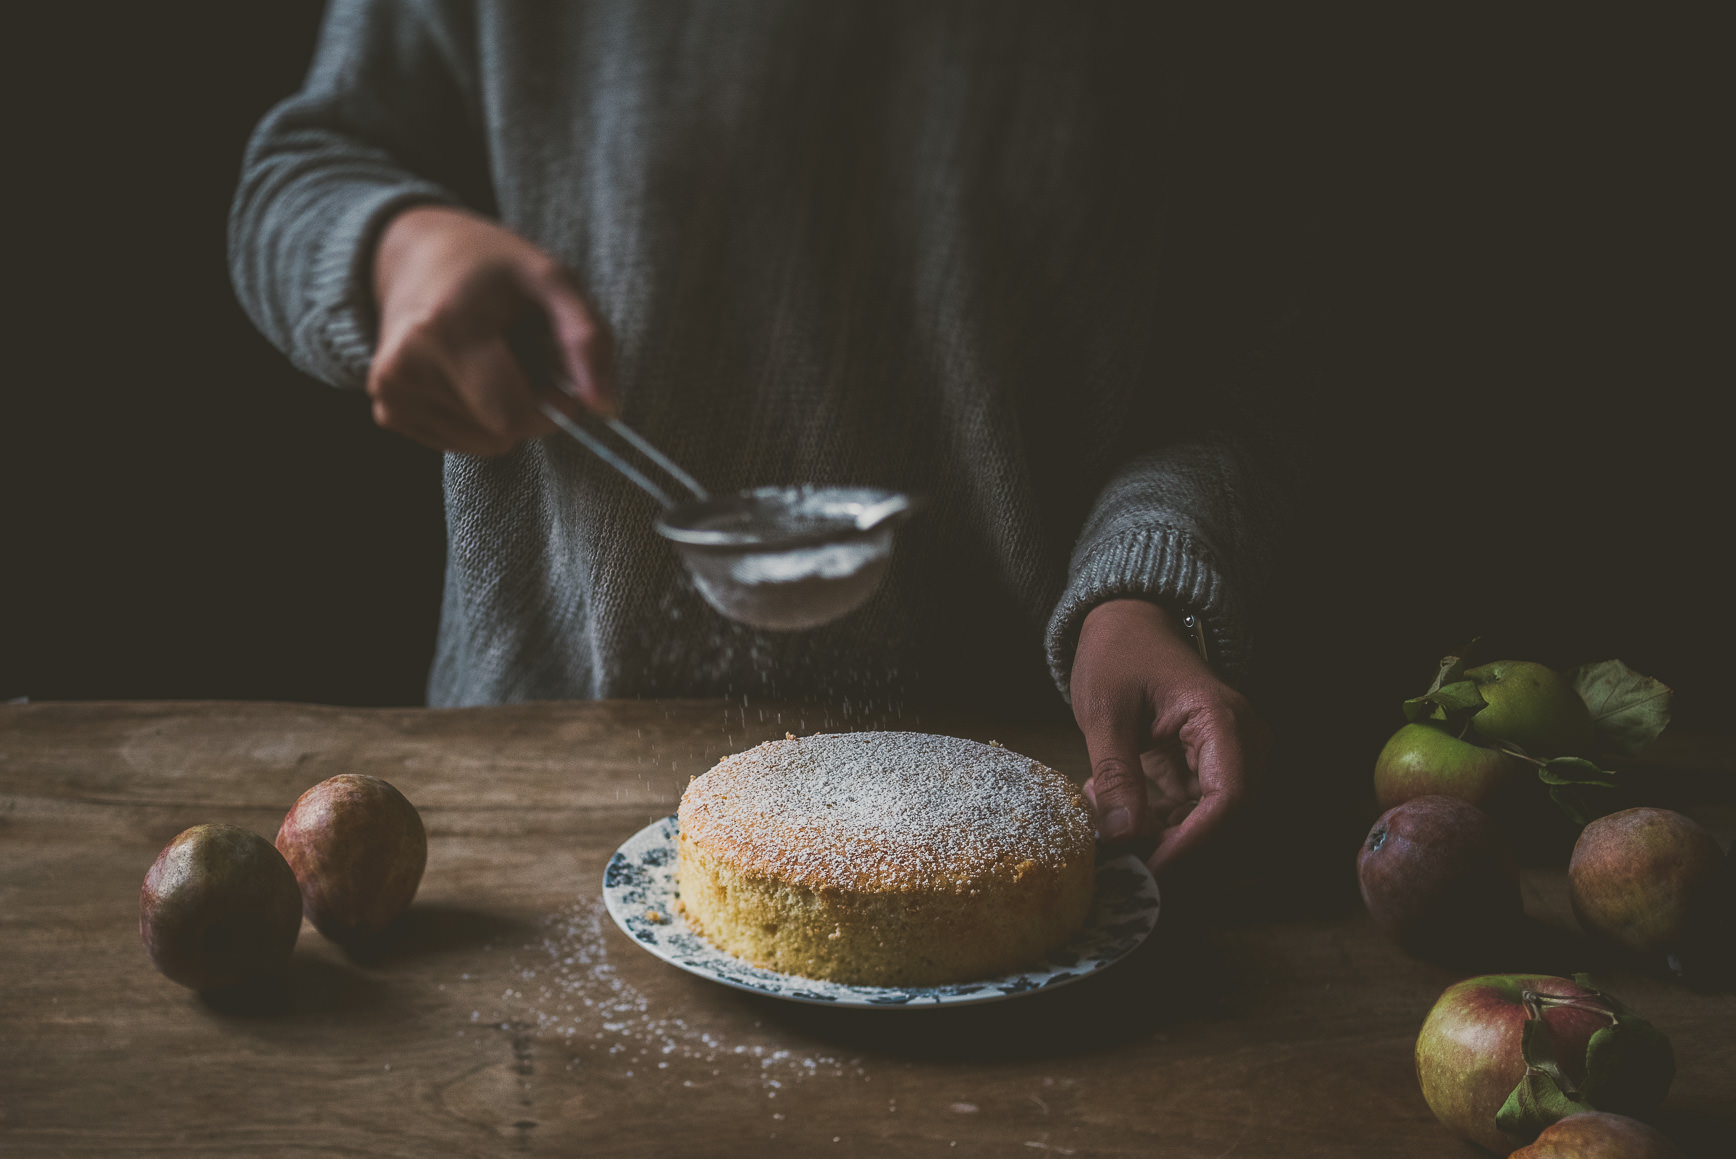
[601,814,1160,1008]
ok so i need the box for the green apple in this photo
[1374,722,1527,811]
[1465,660,1597,757]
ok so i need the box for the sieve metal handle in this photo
[538,389,709,512]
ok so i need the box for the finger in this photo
[449,337,550,442]
[1077,708,1152,843]
[1139,741,1194,803]
[370,347,517,456]
[371,401,470,454]
[1145,789,1230,878]
[1146,719,1248,877]
[1085,775,1177,836]
[526,267,617,417]
[373,394,515,456]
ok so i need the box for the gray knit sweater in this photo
[230,0,1283,711]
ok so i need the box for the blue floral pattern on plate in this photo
[601,814,1160,1008]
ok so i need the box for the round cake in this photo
[675,731,1096,987]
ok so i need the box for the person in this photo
[230,0,1292,877]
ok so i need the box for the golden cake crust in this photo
[675,731,1096,986]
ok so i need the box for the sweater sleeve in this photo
[1043,423,1288,700]
[227,0,485,390]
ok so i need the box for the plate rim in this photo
[600,813,1160,1009]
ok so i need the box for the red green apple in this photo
[1374,722,1527,811]
[1569,807,1726,966]
[1508,1112,1682,1158]
[1357,794,1520,957]
[1415,974,1673,1154]
[1465,660,1597,757]
[139,823,303,991]
[275,774,427,945]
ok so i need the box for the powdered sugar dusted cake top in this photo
[677,731,1094,894]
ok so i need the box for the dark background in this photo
[3,5,1727,745]
[7,4,443,708]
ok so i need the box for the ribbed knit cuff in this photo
[1044,525,1249,703]
[295,183,456,389]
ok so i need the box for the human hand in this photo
[367,204,615,455]
[1070,598,1269,876]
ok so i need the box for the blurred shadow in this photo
[197,955,392,1020]
[1491,915,1609,978]
[337,903,538,967]
[1578,939,1735,995]
[735,901,1228,1062]
[1383,911,1592,977]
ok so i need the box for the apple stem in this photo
[1522,990,1620,1027]
[1495,743,1547,767]
[1518,990,1623,1106]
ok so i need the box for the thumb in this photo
[1079,713,1150,842]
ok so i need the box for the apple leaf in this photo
[1543,783,1610,828]
[1401,680,1487,728]
[1582,1020,1677,1112]
[1498,1018,1595,1142]
[1517,1013,1578,1095]
[1568,976,1677,1106]
[1535,757,1616,827]
[1496,1070,1596,1143]
[1568,660,1673,755]
[1545,788,1592,827]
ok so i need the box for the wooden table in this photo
[3,701,1731,1157]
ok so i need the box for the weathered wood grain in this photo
[1,701,1731,1157]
